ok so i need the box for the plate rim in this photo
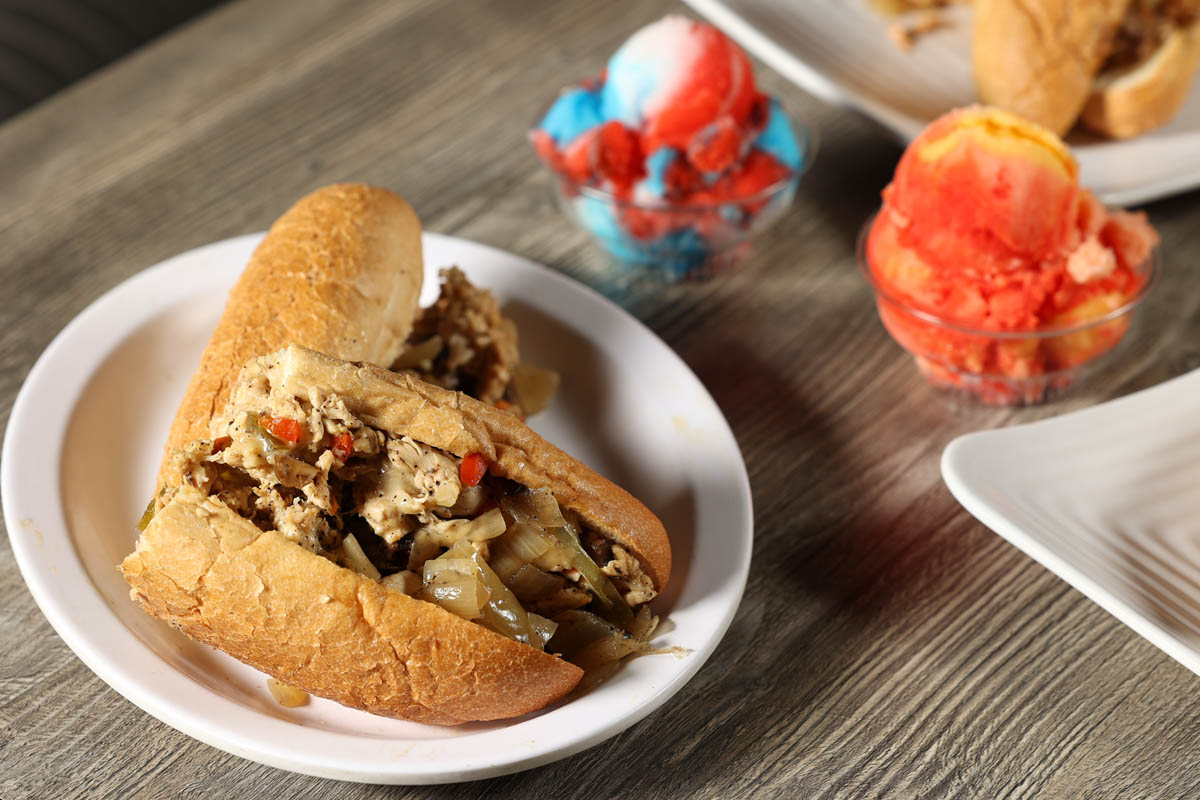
[1,231,754,784]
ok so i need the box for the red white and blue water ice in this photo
[533,15,807,275]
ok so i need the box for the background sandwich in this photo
[973,0,1200,138]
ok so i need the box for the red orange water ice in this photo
[865,107,1157,402]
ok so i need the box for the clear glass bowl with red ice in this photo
[858,107,1162,405]
[859,216,1158,406]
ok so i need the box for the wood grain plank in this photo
[4,0,1200,797]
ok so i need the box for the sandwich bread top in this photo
[158,183,422,488]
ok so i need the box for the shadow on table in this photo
[680,335,930,619]
[798,116,903,251]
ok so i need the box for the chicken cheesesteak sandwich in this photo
[122,184,671,724]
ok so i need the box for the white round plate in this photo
[1,233,752,784]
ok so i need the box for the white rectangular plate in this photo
[942,370,1200,678]
[685,0,1200,205]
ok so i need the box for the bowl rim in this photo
[856,212,1160,341]
[529,98,818,212]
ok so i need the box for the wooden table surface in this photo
[4,1,1200,797]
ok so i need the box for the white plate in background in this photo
[684,0,1200,205]
[943,370,1200,680]
[0,233,753,784]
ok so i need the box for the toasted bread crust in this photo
[157,183,422,489]
[1082,17,1200,138]
[270,345,672,590]
[973,0,1131,136]
[121,487,583,725]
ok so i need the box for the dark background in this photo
[0,0,224,122]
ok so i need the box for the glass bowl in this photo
[531,119,815,281]
[857,217,1160,406]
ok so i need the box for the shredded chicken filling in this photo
[1104,0,1200,72]
[393,267,559,418]
[397,266,519,405]
[160,357,656,661]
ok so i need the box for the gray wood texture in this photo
[2,0,1200,797]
